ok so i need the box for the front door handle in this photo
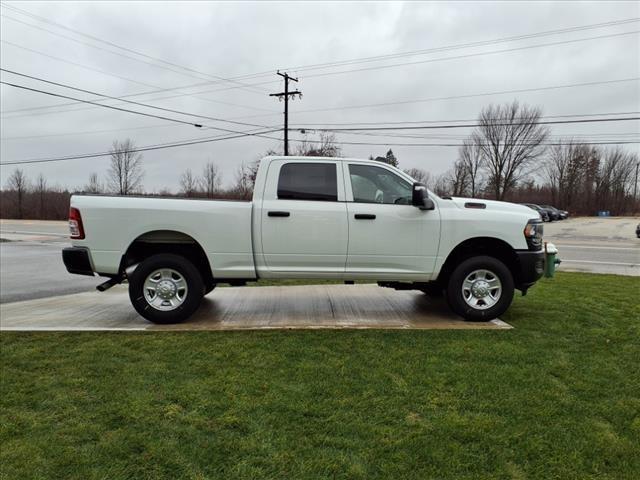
[354,214,376,220]
[268,211,290,217]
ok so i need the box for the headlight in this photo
[524,220,543,250]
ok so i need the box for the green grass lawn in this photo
[1,272,639,480]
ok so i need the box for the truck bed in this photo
[70,195,256,278]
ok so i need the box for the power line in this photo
[4,111,637,142]
[0,41,279,116]
[0,3,268,95]
[267,18,640,77]
[292,116,640,132]
[0,69,273,130]
[0,76,279,118]
[289,137,640,148]
[0,128,282,166]
[297,30,640,80]
[4,133,636,167]
[4,120,638,167]
[4,26,637,120]
[193,17,640,83]
[0,80,203,126]
[3,73,636,142]
[4,11,636,116]
[1,123,174,141]
[0,13,266,93]
[309,129,640,142]
[0,81,279,139]
[0,78,280,119]
[0,39,163,90]
[236,77,640,120]
[292,111,640,127]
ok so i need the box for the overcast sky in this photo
[1,0,638,192]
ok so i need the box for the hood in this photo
[449,197,539,217]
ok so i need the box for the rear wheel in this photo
[128,254,204,324]
[446,256,514,321]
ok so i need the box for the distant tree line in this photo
[2,106,638,219]
[402,101,639,215]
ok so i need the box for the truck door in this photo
[342,162,440,279]
[260,160,348,275]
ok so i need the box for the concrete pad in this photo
[0,284,512,331]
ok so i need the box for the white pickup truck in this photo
[63,156,546,323]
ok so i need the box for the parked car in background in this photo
[521,203,550,222]
[540,205,565,221]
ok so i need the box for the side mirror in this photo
[412,183,435,210]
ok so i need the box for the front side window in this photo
[277,163,337,201]
[349,164,412,205]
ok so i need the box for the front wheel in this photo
[446,256,514,322]
[128,254,204,324]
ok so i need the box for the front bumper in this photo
[515,250,545,290]
[62,247,95,276]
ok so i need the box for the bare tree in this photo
[6,168,29,219]
[432,172,450,197]
[296,132,341,157]
[200,162,222,197]
[543,141,593,209]
[84,173,102,194]
[35,173,47,218]
[179,168,198,197]
[449,160,471,196]
[473,101,549,200]
[107,139,144,195]
[403,168,433,187]
[232,161,257,199]
[457,139,484,197]
[595,147,637,215]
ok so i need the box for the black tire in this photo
[204,282,217,295]
[446,255,514,322]
[128,254,204,324]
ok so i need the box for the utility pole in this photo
[270,71,302,155]
[634,161,639,213]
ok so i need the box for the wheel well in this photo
[437,237,520,286]
[121,230,214,286]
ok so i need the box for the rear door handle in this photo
[354,214,376,220]
[268,211,290,217]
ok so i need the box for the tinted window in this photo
[277,163,337,201]
[349,164,412,205]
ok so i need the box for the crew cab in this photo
[63,156,546,323]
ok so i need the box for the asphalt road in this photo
[542,217,639,276]
[0,240,99,303]
[0,219,99,303]
[0,219,69,238]
[0,217,638,305]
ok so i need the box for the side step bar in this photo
[96,274,125,292]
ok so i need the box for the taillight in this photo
[69,207,85,239]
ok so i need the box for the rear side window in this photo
[277,163,337,201]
